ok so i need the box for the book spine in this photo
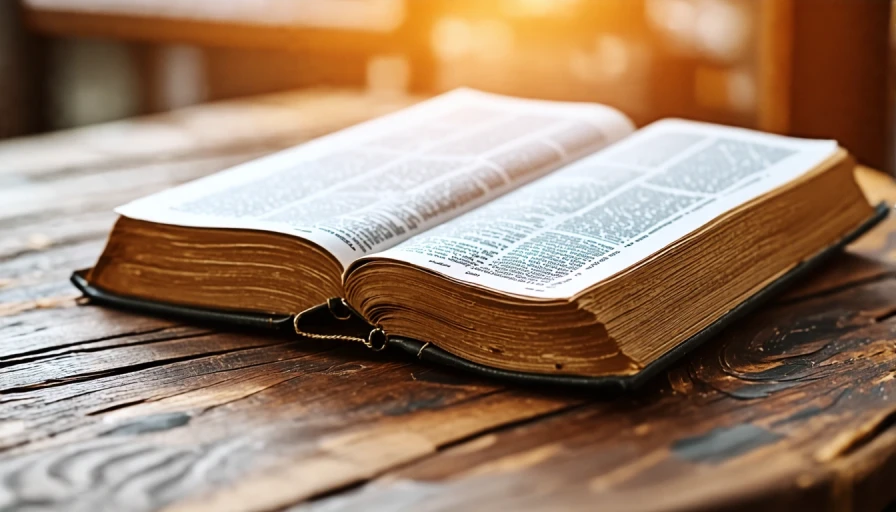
[293,298,387,351]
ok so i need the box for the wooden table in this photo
[3,89,896,512]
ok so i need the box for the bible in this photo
[73,89,888,389]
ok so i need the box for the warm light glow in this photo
[366,54,410,93]
[726,68,755,112]
[646,0,698,45]
[694,0,751,62]
[475,20,516,61]
[431,17,474,60]
[647,0,751,62]
[501,0,580,17]
[431,17,515,63]
[570,34,631,83]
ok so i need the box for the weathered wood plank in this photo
[5,270,896,511]
[0,305,195,361]
[0,152,267,228]
[298,276,896,512]
[0,240,103,311]
[0,329,575,511]
[0,389,572,512]
[0,89,416,178]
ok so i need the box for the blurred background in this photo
[1,0,893,171]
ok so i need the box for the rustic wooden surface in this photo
[3,89,896,512]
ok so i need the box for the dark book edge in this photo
[71,202,890,392]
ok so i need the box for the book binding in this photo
[71,202,890,391]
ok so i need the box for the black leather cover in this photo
[71,202,890,391]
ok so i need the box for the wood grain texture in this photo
[299,277,896,512]
[2,90,896,512]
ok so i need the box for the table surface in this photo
[3,89,896,512]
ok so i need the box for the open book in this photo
[74,89,887,388]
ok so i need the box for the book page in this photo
[116,89,634,267]
[364,119,839,299]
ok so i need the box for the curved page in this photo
[116,89,634,267]
[363,120,838,299]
